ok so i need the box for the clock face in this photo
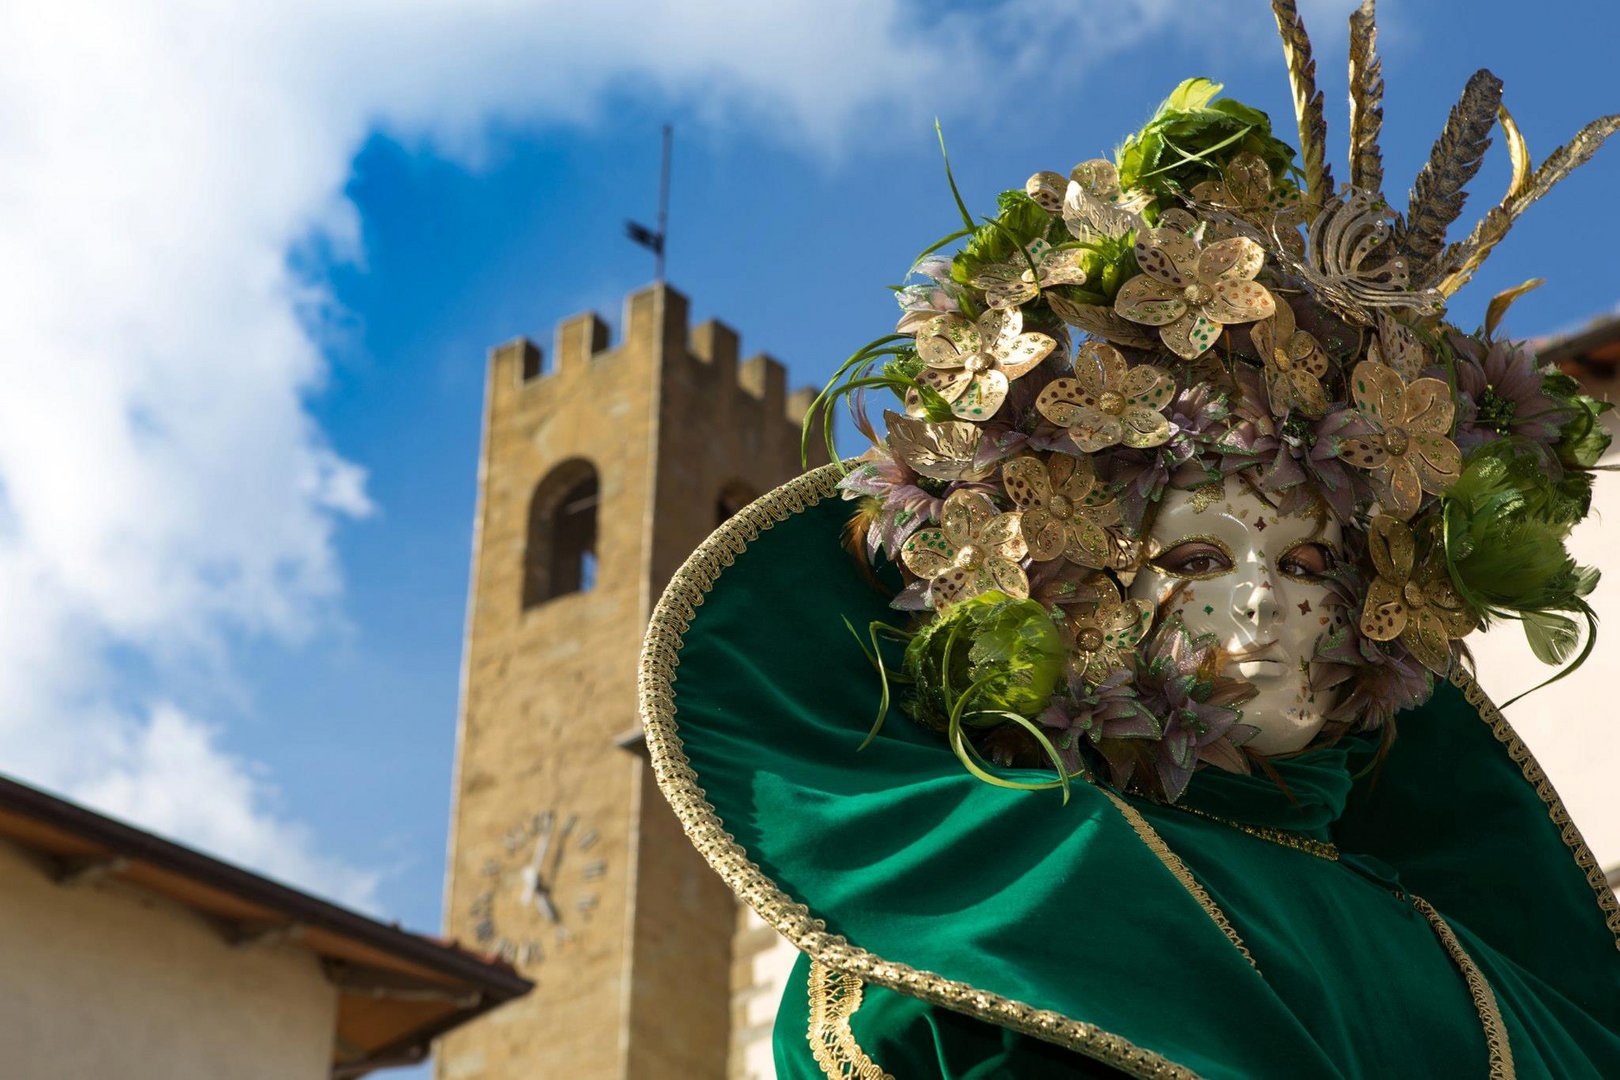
[468,809,607,968]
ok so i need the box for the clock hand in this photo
[519,824,554,909]
[521,860,561,923]
[547,814,576,885]
[514,813,572,925]
[533,887,560,924]
[529,824,553,878]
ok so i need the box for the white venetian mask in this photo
[1127,479,1348,755]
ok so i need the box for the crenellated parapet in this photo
[554,311,610,373]
[492,282,821,440]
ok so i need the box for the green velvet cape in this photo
[638,465,1620,1079]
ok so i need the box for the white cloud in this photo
[76,704,385,906]
[0,0,1263,914]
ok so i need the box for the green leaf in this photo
[1503,604,1599,708]
[1522,610,1578,665]
[913,384,956,422]
[1165,77,1222,112]
[1114,79,1297,202]
[1208,97,1271,129]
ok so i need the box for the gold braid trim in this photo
[808,960,893,1080]
[1100,789,1258,970]
[1449,668,1620,949]
[1171,803,1340,861]
[1413,896,1516,1080]
[638,462,1202,1080]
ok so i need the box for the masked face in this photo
[1127,480,1347,755]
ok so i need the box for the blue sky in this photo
[3,0,1618,1000]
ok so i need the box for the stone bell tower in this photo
[438,282,824,1078]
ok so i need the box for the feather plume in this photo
[1346,0,1384,193]
[1401,69,1503,274]
[1270,0,1333,215]
[1432,113,1620,295]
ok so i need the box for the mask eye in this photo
[1278,541,1337,580]
[1153,539,1234,580]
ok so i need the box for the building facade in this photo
[439,283,823,1078]
[2,836,337,1080]
[0,775,526,1080]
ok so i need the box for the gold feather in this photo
[1271,0,1333,216]
[1499,103,1531,202]
[1433,204,1511,298]
[1432,113,1620,296]
[1346,0,1384,194]
[1484,278,1544,340]
[1401,68,1503,275]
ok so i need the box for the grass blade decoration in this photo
[1270,0,1333,216]
[911,225,975,270]
[799,333,912,469]
[1401,68,1503,276]
[1346,0,1384,194]
[935,119,975,232]
[844,617,917,751]
[946,692,1077,803]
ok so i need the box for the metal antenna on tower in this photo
[625,124,672,281]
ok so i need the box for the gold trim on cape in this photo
[1448,667,1620,949]
[637,461,1615,1077]
[1414,896,1516,1079]
[808,959,894,1080]
[1099,788,1258,969]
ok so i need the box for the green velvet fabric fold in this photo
[1176,741,1356,841]
[666,495,1620,1079]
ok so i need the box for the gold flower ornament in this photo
[1114,221,1277,359]
[1025,159,1151,241]
[1340,361,1461,518]
[1368,313,1430,382]
[1001,453,1121,569]
[900,490,1029,607]
[1250,298,1330,417]
[1190,151,1306,253]
[882,410,994,482]
[1035,342,1174,452]
[1359,515,1475,673]
[908,310,1056,421]
[1068,596,1156,686]
[969,239,1088,311]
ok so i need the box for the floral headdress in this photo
[813,1,1618,803]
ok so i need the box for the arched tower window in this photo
[523,459,600,609]
[715,481,756,528]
